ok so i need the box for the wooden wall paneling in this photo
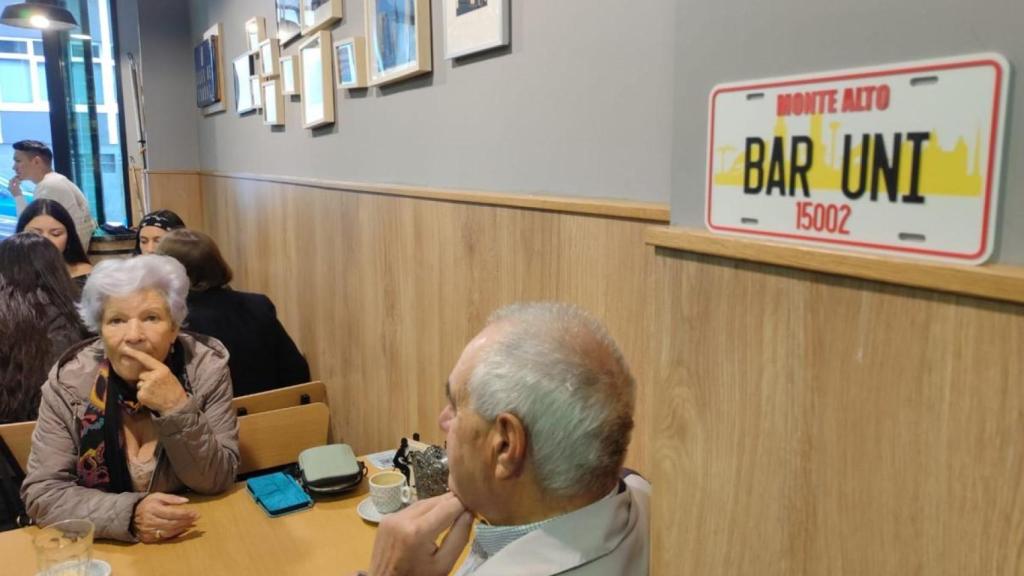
[198,172,1024,574]
[198,175,657,475]
[205,171,671,222]
[649,248,1024,576]
[145,171,205,230]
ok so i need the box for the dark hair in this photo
[134,209,187,254]
[156,229,233,291]
[15,199,90,266]
[0,234,86,423]
[0,232,81,319]
[12,140,53,165]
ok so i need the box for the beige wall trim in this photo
[143,169,203,175]
[645,226,1024,305]
[202,171,670,222]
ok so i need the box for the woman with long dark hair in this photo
[16,199,93,288]
[0,233,88,423]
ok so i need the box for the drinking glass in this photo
[33,519,94,576]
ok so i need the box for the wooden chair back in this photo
[237,402,330,476]
[0,420,36,473]
[231,381,326,417]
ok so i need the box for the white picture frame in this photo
[233,53,257,114]
[250,75,263,110]
[259,38,281,79]
[263,79,285,126]
[443,0,509,59]
[245,17,267,52]
[301,0,343,36]
[366,0,432,87]
[333,37,368,89]
[298,30,335,129]
[275,0,302,44]
[280,55,301,96]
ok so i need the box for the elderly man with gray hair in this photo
[361,302,649,576]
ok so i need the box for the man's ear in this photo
[491,412,527,481]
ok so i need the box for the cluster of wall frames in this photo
[201,0,510,131]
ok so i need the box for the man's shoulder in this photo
[472,475,651,576]
[38,171,73,189]
[37,172,85,199]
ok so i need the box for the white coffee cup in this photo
[369,471,413,514]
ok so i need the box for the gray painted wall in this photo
[671,0,1024,264]
[186,0,676,203]
[132,0,199,170]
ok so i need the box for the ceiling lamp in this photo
[1,0,78,31]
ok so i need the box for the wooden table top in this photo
[2,472,382,575]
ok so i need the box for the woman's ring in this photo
[155,529,163,539]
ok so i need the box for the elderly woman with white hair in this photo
[21,255,239,542]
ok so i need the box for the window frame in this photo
[0,35,47,107]
[39,0,132,226]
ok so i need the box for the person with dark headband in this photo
[135,210,186,255]
[17,199,93,289]
[8,140,95,251]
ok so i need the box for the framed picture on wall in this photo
[263,79,285,126]
[442,0,509,59]
[194,36,221,108]
[250,75,263,110]
[233,53,257,114]
[301,0,342,36]
[365,0,432,86]
[333,37,367,89]
[199,24,227,115]
[298,30,335,128]
[280,54,301,96]
[275,0,302,44]
[259,39,281,79]
[245,17,267,52]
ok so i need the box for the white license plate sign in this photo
[705,54,1009,264]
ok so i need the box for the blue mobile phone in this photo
[246,472,314,517]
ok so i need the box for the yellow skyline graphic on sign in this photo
[713,115,983,197]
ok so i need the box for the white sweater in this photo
[15,172,95,250]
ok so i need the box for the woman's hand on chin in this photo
[120,346,189,414]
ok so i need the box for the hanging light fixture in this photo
[1,0,78,31]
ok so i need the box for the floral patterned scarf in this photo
[76,343,189,492]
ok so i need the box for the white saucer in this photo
[88,559,112,576]
[357,497,406,524]
[37,559,111,576]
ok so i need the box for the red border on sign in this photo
[706,58,1004,260]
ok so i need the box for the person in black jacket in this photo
[155,229,310,396]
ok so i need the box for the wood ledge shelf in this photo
[201,171,670,223]
[142,169,202,175]
[645,226,1024,305]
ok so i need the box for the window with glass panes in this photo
[0,0,130,239]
